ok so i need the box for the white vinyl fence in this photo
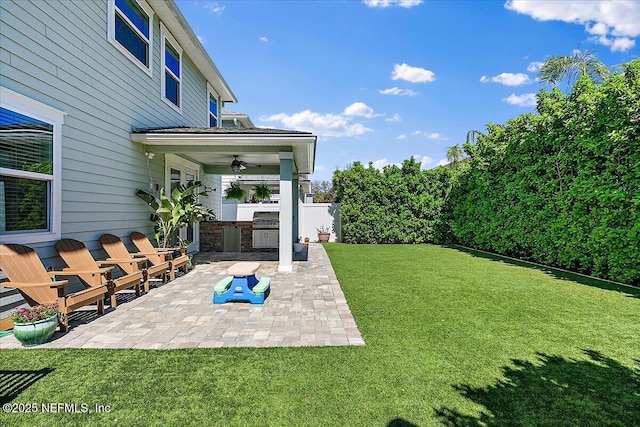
[221,201,341,242]
[298,202,340,242]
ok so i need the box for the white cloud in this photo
[259,36,269,42]
[480,72,532,86]
[363,0,423,8]
[371,155,432,170]
[203,2,225,14]
[260,109,373,138]
[586,22,609,36]
[527,61,544,72]
[505,0,640,52]
[386,113,402,122]
[436,158,449,167]
[411,131,448,140]
[371,158,399,169]
[589,35,636,52]
[503,93,537,107]
[343,102,382,118]
[379,87,419,96]
[413,155,434,169]
[397,134,407,140]
[392,63,436,83]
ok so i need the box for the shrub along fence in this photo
[333,58,639,285]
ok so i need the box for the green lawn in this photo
[1,244,638,426]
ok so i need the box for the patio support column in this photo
[278,152,294,272]
[292,176,299,242]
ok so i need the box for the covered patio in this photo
[131,127,317,272]
[0,244,364,349]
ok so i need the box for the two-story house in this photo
[0,0,316,326]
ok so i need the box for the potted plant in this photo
[316,225,331,242]
[224,181,246,201]
[136,181,215,248]
[252,183,272,203]
[11,302,59,347]
[293,237,303,253]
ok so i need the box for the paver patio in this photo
[0,243,364,349]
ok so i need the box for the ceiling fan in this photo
[230,155,261,172]
[230,155,247,172]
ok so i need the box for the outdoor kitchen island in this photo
[199,212,280,253]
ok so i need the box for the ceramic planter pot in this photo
[293,243,303,253]
[317,233,330,242]
[13,315,58,347]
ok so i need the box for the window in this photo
[209,93,218,127]
[0,87,64,243]
[109,0,153,75]
[161,24,182,111]
[207,84,220,127]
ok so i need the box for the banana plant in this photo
[135,181,215,248]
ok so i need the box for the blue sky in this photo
[177,0,640,181]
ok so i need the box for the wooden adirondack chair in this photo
[129,232,189,280]
[0,244,108,332]
[99,234,169,292]
[55,239,144,308]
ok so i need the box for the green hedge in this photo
[333,58,639,285]
[333,158,456,244]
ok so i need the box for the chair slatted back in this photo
[99,234,136,275]
[130,232,165,267]
[0,244,57,305]
[54,239,102,287]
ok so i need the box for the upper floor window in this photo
[0,87,64,244]
[209,93,218,127]
[109,0,153,76]
[161,24,182,112]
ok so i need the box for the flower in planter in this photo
[11,302,59,324]
[316,225,331,234]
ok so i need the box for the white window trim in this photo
[108,0,154,77]
[0,87,65,245]
[207,83,220,127]
[161,23,183,114]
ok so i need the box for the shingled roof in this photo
[132,126,312,135]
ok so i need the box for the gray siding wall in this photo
[0,0,214,315]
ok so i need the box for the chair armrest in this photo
[99,258,147,264]
[2,280,68,289]
[131,251,172,260]
[131,251,165,256]
[56,267,114,275]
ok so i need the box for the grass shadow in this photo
[435,350,640,426]
[388,418,419,427]
[0,368,55,404]
[446,245,640,298]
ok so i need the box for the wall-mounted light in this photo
[145,152,155,190]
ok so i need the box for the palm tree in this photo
[446,144,464,167]
[538,49,609,86]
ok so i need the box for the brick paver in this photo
[0,244,364,349]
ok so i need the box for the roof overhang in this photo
[150,0,237,103]
[131,128,317,175]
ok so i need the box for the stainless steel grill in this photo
[252,211,279,229]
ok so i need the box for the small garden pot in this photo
[317,233,330,243]
[293,242,304,253]
[13,315,58,347]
